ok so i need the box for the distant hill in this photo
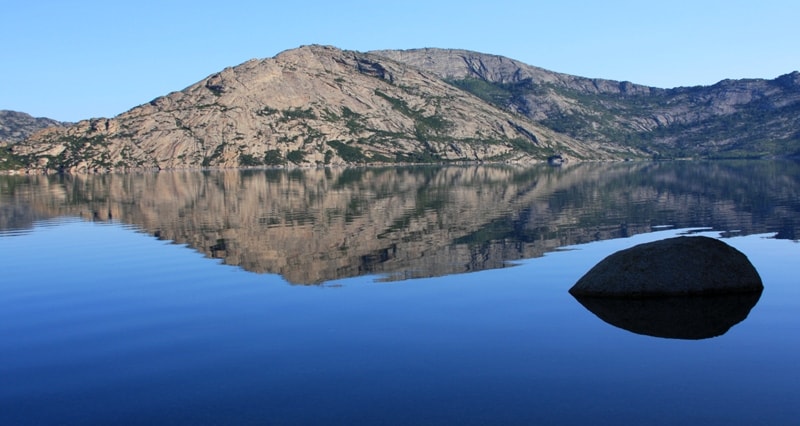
[374,48,800,159]
[4,45,799,173]
[0,110,67,144]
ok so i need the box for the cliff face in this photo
[373,48,800,158]
[9,46,632,173]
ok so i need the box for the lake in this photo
[1,160,799,425]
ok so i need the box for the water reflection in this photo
[1,160,799,284]
[572,292,763,339]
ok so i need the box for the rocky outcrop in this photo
[569,236,764,297]
[8,46,635,173]
[0,110,68,144]
[374,49,800,158]
[569,235,765,339]
[372,48,659,95]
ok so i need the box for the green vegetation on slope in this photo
[448,76,800,159]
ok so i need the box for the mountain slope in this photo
[8,45,797,173]
[0,110,68,144]
[8,46,634,173]
[373,48,800,158]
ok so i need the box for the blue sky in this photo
[3,0,798,122]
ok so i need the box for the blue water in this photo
[1,217,798,425]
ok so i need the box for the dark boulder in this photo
[569,236,763,297]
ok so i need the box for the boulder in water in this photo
[569,236,763,297]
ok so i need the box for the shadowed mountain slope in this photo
[374,48,800,158]
[0,110,68,144]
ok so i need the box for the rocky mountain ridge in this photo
[5,45,632,173]
[0,110,68,144]
[373,48,800,158]
[3,45,798,173]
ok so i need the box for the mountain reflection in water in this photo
[1,160,799,284]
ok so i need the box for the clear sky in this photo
[3,0,798,122]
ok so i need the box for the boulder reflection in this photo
[572,292,763,339]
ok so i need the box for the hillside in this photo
[5,45,799,173]
[0,110,67,144]
[373,48,800,158]
[6,46,633,173]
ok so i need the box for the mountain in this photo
[6,45,633,173]
[5,45,799,173]
[0,110,68,144]
[373,48,800,158]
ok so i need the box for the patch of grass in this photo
[44,134,110,169]
[341,106,366,134]
[320,108,340,122]
[277,134,299,144]
[303,125,324,144]
[281,107,317,121]
[286,150,306,164]
[448,78,541,113]
[507,137,553,156]
[203,143,226,167]
[327,140,366,163]
[0,146,28,170]
[239,153,263,166]
[369,152,393,163]
[374,90,415,117]
[374,89,451,141]
[264,149,284,166]
[394,151,443,163]
[256,106,279,117]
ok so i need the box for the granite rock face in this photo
[569,236,763,297]
[8,45,798,173]
[374,49,800,158]
[10,45,630,173]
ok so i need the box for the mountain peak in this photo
[4,45,798,173]
[10,46,621,173]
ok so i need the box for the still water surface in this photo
[1,161,799,424]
